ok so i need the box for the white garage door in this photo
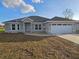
[50,24,73,34]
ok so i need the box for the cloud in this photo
[21,3,36,13]
[21,5,36,13]
[2,0,36,13]
[20,1,36,13]
[3,0,22,8]
[32,0,44,3]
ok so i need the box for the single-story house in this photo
[3,16,79,34]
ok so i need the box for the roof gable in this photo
[23,18,33,22]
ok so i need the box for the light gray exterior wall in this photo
[4,21,79,34]
[31,22,44,32]
[5,23,11,32]
[76,24,79,30]
[5,22,24,33]
[4,22,46,33]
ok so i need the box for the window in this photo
[63,24,67,25]
[39,24,41,30]
[35,24,38,30]
[35,24,42,30]
[57,24,62,25]
[12,24,15,30]
[52,24,56,25]
[17,24,19,30]
[68,24,72,25]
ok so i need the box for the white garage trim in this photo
[48,23,74,34]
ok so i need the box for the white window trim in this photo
[35,24,38,30]
[11,24,18,31]
[34,24,42,31]
[17,24,20,30]
[11,24,16,30]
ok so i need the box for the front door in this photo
[25,23,31,32]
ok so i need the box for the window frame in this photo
[17,24,20,30]
[57,24,62,25]
[35,24,38,30]
[35,24,42,30]
[52,24,56,25]
[39,24,42,30]
[12,24,15,30]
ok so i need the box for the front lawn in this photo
[0,33,79,59]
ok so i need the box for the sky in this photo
[0,0,79,23]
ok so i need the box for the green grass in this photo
[0,28,5,32]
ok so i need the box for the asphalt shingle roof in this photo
[28,16,49,22]
[4,18,24,23]
[50,17,74,21]
[4,16,50,23]
[4,16,75,23]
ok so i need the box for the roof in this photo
[50,17,75,21]
[28,16,49,22]
[3,16,75,23]
[3,18,24,23]
[4,16,50,23]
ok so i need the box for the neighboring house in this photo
[3,16,79,34]
[0,24,4,28]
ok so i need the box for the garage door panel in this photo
[50,25,73,34]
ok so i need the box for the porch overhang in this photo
[23,21,33,33]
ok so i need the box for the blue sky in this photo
[0,0,79,23]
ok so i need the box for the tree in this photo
[63,8,74,19]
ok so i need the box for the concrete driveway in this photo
[58,34,79,44]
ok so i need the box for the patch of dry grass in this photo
[0,33,79,59]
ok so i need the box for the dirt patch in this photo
[0,33,79,59]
